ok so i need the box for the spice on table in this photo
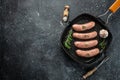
[62,5,70,22]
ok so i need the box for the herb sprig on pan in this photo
[64,29,73,49]
[99,39,106,49]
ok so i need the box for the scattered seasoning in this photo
[85,42,89,47]
[62,5,70,22]
[82,26,86,30]
[84,35,89,38]
[86,53,90,57]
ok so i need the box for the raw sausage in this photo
[76,48,100,57]
[72,21,95,31]
[74,40,98,48]
[73,31,97,40]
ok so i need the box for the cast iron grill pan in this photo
[60,13,112,68]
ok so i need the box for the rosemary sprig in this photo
[64,29,73,49]
[99,39,106,49]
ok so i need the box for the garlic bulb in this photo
[99,29,109,38]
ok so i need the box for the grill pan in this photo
[60,0,120,68]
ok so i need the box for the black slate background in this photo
[0,0,120,80]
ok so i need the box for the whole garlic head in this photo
[99,29,109,38]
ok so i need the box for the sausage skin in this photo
[74,40,98,48]
[72,21,95,31]
[76,48,100,57]
[73,31,97,40]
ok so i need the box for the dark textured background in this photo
[0,0,120,80]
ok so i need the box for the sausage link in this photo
[76,48,100,57]
[74,40,98,48]
[73,31,97,40]
[72,21,95,31]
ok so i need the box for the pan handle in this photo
[98,0,120,24]
[109,0,120,13]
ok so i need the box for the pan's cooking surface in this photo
[61,14,112,67]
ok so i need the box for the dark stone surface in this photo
[0,0,120,80]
